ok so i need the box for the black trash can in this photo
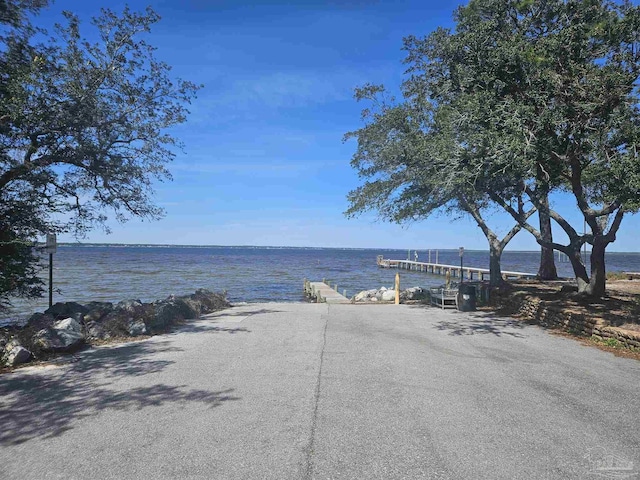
[457,283,477,312]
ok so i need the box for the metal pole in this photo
[49,253,53,307]
[460,255,464,282]
[583,219,587,259]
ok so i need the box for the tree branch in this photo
[603,208,625,244]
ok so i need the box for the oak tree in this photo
[348,0,640,297]
[345,85,533,286]
[419,0,640,296]
[0,2,201,308]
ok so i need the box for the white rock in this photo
[401,286,427,301]
[128,319,147,337]
[34,317,84,352]
[381,290,396,302]
[354,289,379,302]
[354,291,369,302]
[54,317,82,333]
[3,339,32,366]
[5,345,31,366]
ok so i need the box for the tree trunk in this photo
[488,241,506,287]
[567,250,590,294]
[457,194,522,288]
[584,241,607,297]
[534,167,558,280]
[537,204,558,280]
[564,241,609,297]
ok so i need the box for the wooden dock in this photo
[376,256,536,281]
[303,280,351,304]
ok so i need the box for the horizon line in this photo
[48,242,640,254]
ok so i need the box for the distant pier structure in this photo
[376,255,536,281]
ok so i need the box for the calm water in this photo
[4,245,640,323]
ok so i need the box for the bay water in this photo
[4,245,640,324]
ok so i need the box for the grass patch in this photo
[590,335,635,350]
[603,337,620,347]
[607,271,631,281]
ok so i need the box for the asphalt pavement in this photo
[1,303,639,479]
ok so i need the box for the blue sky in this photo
[44,0,639,251]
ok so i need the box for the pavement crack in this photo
[303,311,329,480]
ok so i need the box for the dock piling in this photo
[395,273,400,305]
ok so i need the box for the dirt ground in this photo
[605,279,640,296]
[604,280,640,331]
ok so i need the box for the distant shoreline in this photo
[34,243,640,254]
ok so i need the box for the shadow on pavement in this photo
[205,308,284,318]
[434,312,526,337]
[174,324,251,334]
[0,340,240,446]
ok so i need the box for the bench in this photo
[430,287,458,309]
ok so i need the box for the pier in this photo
[376,255,537,281]
[304,279,351,304]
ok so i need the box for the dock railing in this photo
[377,257,536,281]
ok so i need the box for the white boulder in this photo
[127,319,147,337]
[381,290,396,302]
[3,339,32,366]
[34,317,84,352]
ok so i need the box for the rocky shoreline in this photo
[0,289,230,369]
[352,285,430,303]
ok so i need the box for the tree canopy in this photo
[429,0,640,296]
[347,0,640,296]
[0,2,201,308]
[345,84,533,286]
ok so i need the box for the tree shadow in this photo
[0,340,240,446]
[404,303,430,309]
[202,308,284,318]
[434,313,526,338]
[174,324,252,335]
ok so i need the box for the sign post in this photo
[459,247,465,282]
[45,234,57,307]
